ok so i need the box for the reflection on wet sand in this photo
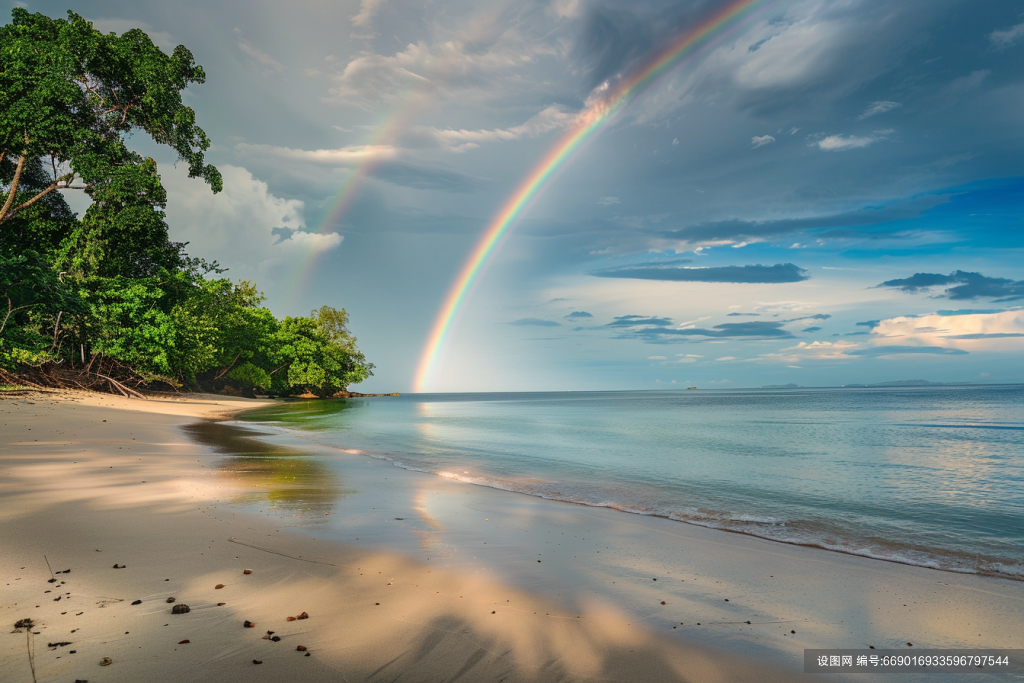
[184,420,348,518]
[234,397,359,430]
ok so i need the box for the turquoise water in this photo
[241,385,1024,579]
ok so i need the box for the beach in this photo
[2,391,1022,682]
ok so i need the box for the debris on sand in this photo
[100,657,112,666]
[171,604,190,614]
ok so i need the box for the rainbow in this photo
[414,0,771,392]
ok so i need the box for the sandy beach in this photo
[2,390,813,683]
[2,391,1022,682]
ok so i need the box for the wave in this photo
[223,418,1024,582]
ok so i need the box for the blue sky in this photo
[14,0,1024,390]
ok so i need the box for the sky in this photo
[15,0,1024,391]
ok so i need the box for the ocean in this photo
[235,384,1024,580]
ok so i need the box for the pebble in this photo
[214,584,225,589]
[112,564,125,569]
[131,600,142,605]
[244,620,255,628]
[296,645,307,651]
[171,604,190,614]
[100,657,112,666]
[178,639,190,644]
[166,597,176,603]
[253,660,263,665]
[243,569,252,575]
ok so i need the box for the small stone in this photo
[660,601,666,605]
[791,630,796,634]
[112,564,125,569]
[296,645,307,651]
[100,657,112,666]
[244,620,255,628]
[271,636,281,642]
[131,600,142,605]
[304,652,310,657]
[243,569,252,575]
[214,584,225,589]
[724,599,729,602]
[253,660,263,665]
[216,602,226,606]
[907,643,913,647]
[286,616,296,622]
[166,597,176,604]
[297,612,309,620]
[178,639,190,644]
[171,604,190,614]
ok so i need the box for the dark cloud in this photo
[783,314,832,323]
[848,345,968,357]
[604,315,673,328]
[945,333,1024,340]
[877,271,1024,301]
[727,312,760,317]
[368,160,483,192]
[936,309,1010,316]
[856,320,881,328]
[803,326,822,333]
[661,194,951,244]
[605,316,795,342]
[565,311,594,319]
[591,262,808,284]
[509,318,561,327]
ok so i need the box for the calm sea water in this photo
[240,385,1024,579]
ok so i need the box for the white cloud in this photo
[647,355,667,360]
[233,28,285,76]
[235,143,397,166]
[857,101,901,120]
[873,309,1024,352]
[760,340,860,364]
[421,105,575,152]
[815,132,888,151]
[598,196,620,206]
[751,135,775,148]
[351,0,386,30]
[988,22,1024,49]
[163,165,341,294]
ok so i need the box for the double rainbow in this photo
[413,0,770,392]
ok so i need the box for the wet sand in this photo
[1,390,815,682]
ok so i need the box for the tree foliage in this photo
[0,10,372,396]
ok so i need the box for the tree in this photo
[0,8,220,233]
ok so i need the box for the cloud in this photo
[726,312,760,317]
[847,345,968,357]
[751,135,775,148]
[877,271,1024,301]
[802,326,822,332]
[234,29,285,76]
[872,309,1024,351]
[815,132,889,151]
[988,22,1024,49]
[351,0,386,31]
[236,143,397,166]
[509,318,561,327]
[590,262,808,284]
[605,316,796,342]
[604,315,673,328]
[565,311,593,319]
[660,193,951,246]
[857,101,901,120]
[416,105,575,152]
[234,143,481,192]
[162,164,341,294]
[598,196,621,206]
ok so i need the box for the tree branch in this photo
[0,154,27,223]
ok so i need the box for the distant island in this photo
[759,380,981,389]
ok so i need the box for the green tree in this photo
[1,8,220,233]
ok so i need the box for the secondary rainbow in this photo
[414,0,770,392]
